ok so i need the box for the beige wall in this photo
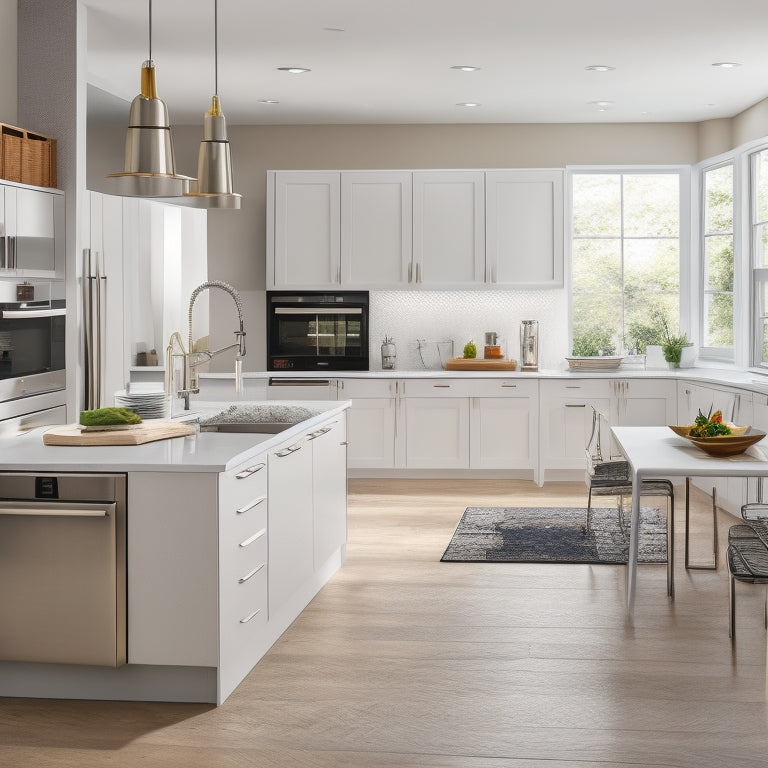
[0,0,17,124]
[733,97,768,149]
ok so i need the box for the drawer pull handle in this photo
[240,608,262,624]
[501,384,517,388]
[565,403,587,408]
[238,562,266,584]
[239,528,267,548]
[565,386,581,389]
[433,384,451,388]
[235,462,266,479]
[237,496,265,515]
[275,445,300,457]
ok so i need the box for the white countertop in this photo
[193,365,768,392]
[0,401,350,474]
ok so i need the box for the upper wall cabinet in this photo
[269,171,341,288]
[341,171,412,286]
[485,170,564,287]
[0,181,64,279]
[412,171,485,286]
[267,169,564,290]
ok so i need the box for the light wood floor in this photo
[2,479,768,768]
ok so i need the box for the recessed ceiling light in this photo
[712,61,741,68]
[588,100,613,107]
[277,67,310,74]
[456,102,481,107]
[585,65,615,72]
[451,66,480,72]
[257,99,280,104]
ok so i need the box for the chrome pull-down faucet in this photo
[165,280,246,410]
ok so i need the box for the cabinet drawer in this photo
[540,379,612,398]
[223,561,268,628]
[220,458,267,508]
[469,379,538,398]
[402,379,475,398]
[337,378,396,398]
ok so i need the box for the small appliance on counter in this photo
[381,337,396,369]
[520,320,539,371]
[483,331,503,359]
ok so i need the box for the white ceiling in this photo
[84,0,768,126]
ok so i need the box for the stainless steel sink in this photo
[199,422,295,434]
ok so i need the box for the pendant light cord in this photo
[214,0,219,96]
[148,0,152,62]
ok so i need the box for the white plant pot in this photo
[679,346,697,369]
[645,345,667,370]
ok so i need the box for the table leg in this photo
[627,471,641,614]
[684,477,718,570]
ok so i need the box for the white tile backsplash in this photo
[369,289,568,371]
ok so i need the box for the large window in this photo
[701,163,734,357]
[571,172,681,356]
[751,148,768,367]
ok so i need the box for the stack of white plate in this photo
[113,390,170,419]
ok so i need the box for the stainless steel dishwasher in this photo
[0,472,127,666]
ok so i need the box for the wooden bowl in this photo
[670,427,767,457]
[668,424,749,438]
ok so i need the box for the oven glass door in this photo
[275,307,363,359]
[0,300,65,380]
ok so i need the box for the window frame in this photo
[696,157,737,363]
[749,143,768,370]
[567,165,690,357]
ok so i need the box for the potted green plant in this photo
[660,318,689,368]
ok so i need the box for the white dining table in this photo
[611,425,768,615]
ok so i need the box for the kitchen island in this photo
[0,401,349,705]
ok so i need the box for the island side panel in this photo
[128,471,219,667]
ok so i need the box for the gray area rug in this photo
[440,506,667,564]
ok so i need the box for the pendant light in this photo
[107,0,192,197]
[184,0,242,209]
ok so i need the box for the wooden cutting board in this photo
[444,357,518,371]
[43,420,196,446]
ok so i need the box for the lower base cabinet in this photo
[127,410,349,705]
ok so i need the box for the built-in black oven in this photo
[0,289,66,403]
[267,290,369,371]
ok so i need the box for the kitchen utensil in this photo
[520,320,539,371]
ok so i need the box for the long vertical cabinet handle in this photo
[8,236,16,268]
[95,251,107,409]
[83,248,95,409]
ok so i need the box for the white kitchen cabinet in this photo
[218,457,268,703]
[268,432,315,616]
[341,171,412,286]
[269,170,341,288]
[402,379,471,468]
[412,171,485,285]
[539,379,612,483]
[338,378,398,469]
[485,169,564,287]
[311,413,348,568]
[678,380,753,514]
[469,379,539,479]
[0,181,64,278]
[611,378,677,427]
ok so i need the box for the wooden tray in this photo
[444,357,518,371]
[43,420,195,446]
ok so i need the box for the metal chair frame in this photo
[585,406,675,597]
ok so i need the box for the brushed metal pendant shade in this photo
[107,0,192,198]
[185,0,242,209]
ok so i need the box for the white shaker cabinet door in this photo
[469,396,535,470]
[412,171,485,286]
[267,435,314,616]
[404,397,470,468]
[341,171,412,286]
[485,169,564,287]
[269,171,341,288]
[311,414,348,569]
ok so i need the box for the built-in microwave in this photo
[0,281,65,404]
[267,290,369,371]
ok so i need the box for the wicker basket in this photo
[0,122,57,188]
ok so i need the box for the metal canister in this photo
[520,320,539,371]
[381,337,396,369]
